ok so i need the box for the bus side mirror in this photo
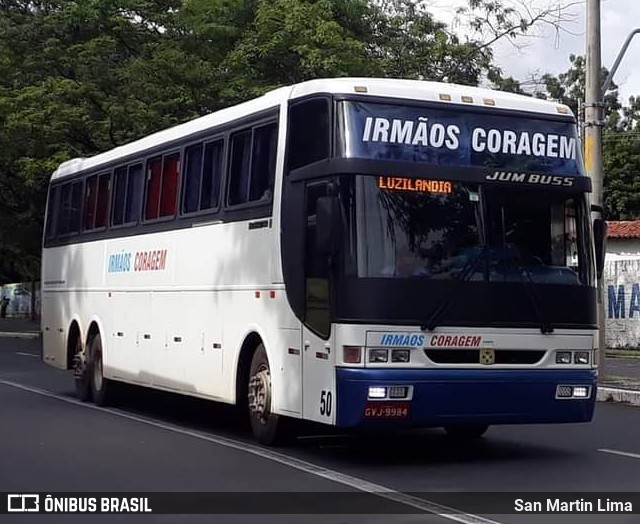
[316,196,341,256]
[593,218,607,280]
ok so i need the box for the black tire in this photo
[444,424,489,440]
[89,335,114,407]
[72,336,91,402]
[247,344,287,445]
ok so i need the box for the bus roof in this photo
[51,77,574,181]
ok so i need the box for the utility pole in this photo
[584,0,606,372]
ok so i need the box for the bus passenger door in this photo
[301,181,336,425]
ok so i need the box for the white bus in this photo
[42,78,606,444]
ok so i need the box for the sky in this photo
[430,0,640,104]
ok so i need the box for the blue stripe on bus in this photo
[335,368,597,428]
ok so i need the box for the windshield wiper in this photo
[421,246,487,332]
[500,248,554,334]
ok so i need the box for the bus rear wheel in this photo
[444,424,489,440]
[72,336,91,401]
[89,335,114,407]
[247,344,286,445]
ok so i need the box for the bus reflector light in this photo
[368,386,387,399]
[389,386,409,399]
[556,385,572,398]
[343,346,362,364]
[556,351,571,364]
[574,351,589,364]
[391,349,410,363]
[369,349,388,363]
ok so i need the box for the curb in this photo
[597,386,640,406]
[0,332,41,339]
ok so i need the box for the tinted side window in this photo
[58,181,83,235]
[112,163,143,226]
[228,122,277,206]
[145,153,180,220]
[159,153,180,217]
[45,185,60,241]
[83,173,110,231]
[112,167,127,226]
[95,174,110,228]
[228,130,252,206]
[182,140,223,214]
[83,175,98,230]
[250,123,277,202]
[125,164,143,223]
[288,99,330,170]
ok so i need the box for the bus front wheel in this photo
[247,344,286,445]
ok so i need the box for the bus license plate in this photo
[364,402,410,419]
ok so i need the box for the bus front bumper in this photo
[335,368,597,428]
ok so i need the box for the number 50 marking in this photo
[320,390,332,416]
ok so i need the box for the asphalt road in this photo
[606,357,640,380]
[2,338,640,524]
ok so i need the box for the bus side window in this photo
[112,167,128,226]
[84,175,97,230]
[112,163,143,226]
[250,123,277,202]
[83,173,110,231]
[287,98,330,171]
[125,164,143,224]
[182,140,223,214]
[94,174,110,228]
[228,122,277,206]
[144,152,181,221]
[57,181,83,236]
[45,185,60,241]
[305,181,331,338]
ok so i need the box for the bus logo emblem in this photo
[480,348,495,365]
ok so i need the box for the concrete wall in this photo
[605,255,640,349]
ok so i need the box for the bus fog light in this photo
[556,351,571,364]
[574,352,589,365]
[556,385,572,398]
[391,349,410,363]
[368,386,387,399]
[573,386,589,398]
[389,386,409,399]
[369,349,388,363]
[343,346,362,364]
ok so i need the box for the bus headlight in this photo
[369,349,388,363]
[556,351,572,364]
[391,349,410,363]
[574,352,589,365]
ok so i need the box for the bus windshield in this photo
[326,174,595,329]
[341,176,592,286]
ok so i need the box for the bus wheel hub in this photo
[248,370,271,420]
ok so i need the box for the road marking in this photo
[0,378,499,524]
[599,448,640,460]
[15,352,38,358]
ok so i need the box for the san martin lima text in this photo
[515,498,632,513]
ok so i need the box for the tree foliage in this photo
[534,55,640,220]
[0,0,594,279]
